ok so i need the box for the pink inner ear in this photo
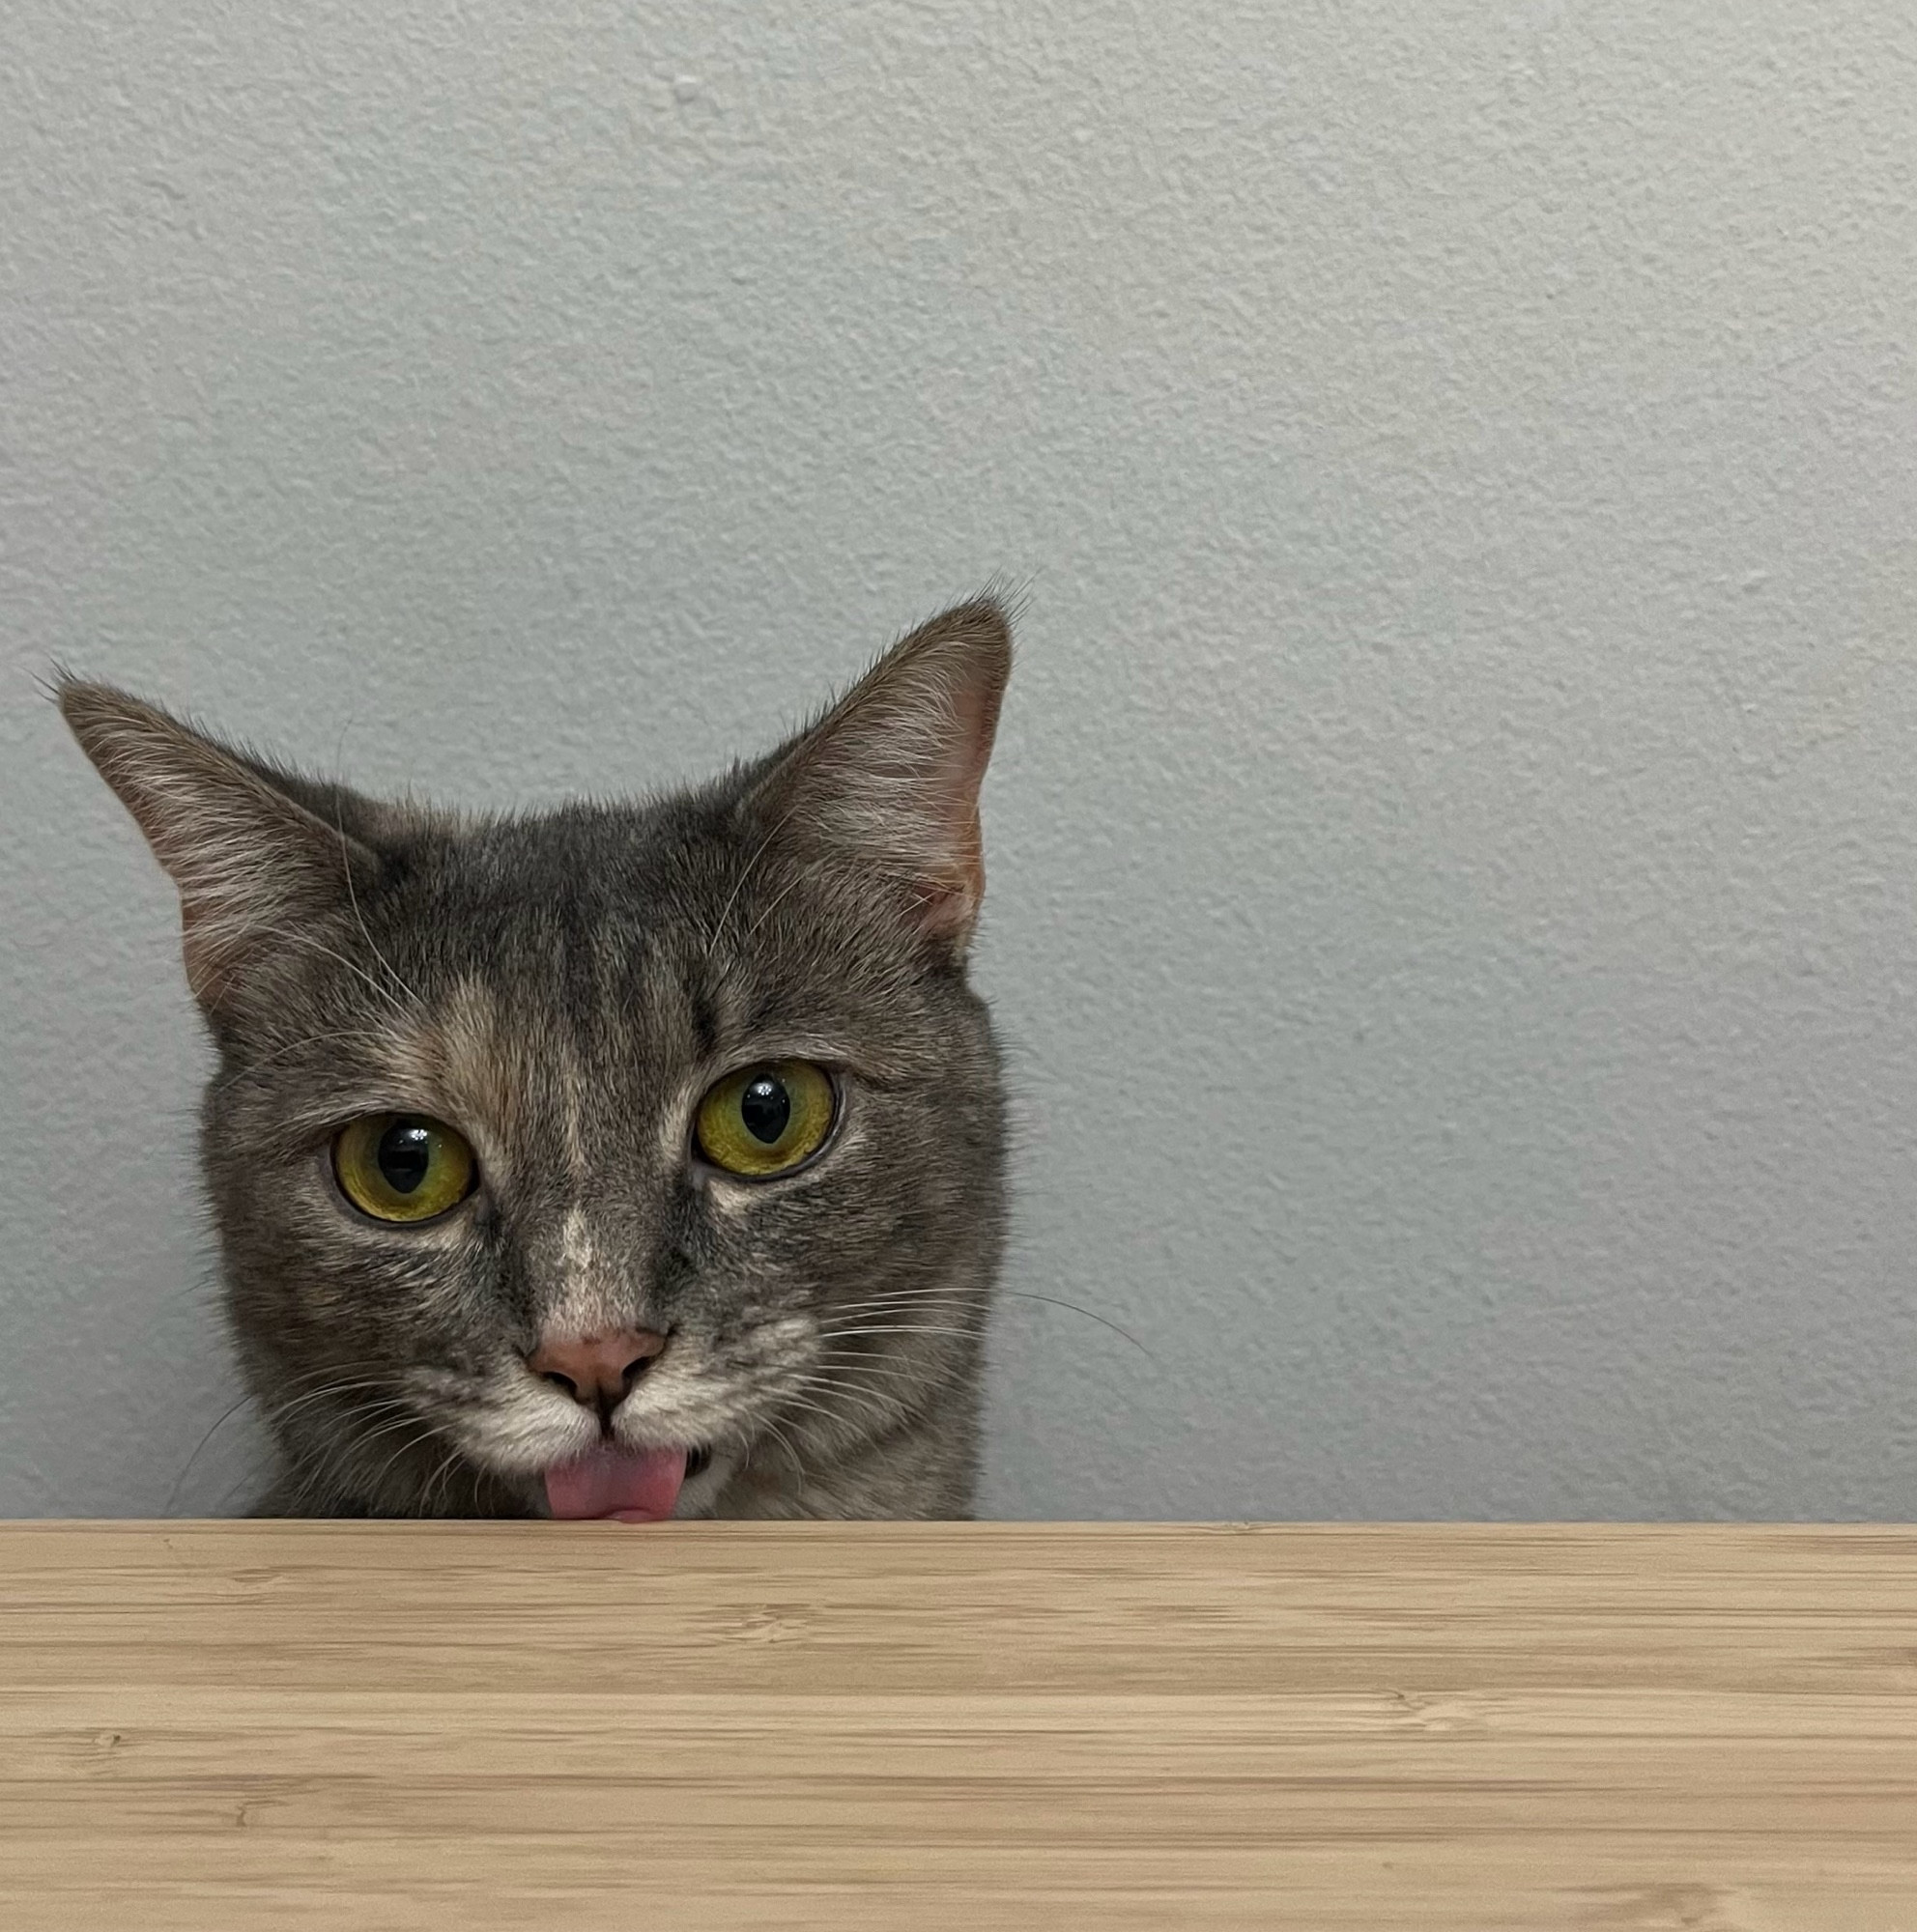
[58,679,386,1014]
[916,676,1001,941]
[915,806,986,941]
[745,598,1011,948]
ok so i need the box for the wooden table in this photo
[5,1522,1917,1928]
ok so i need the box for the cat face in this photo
[63,601,1011,1519]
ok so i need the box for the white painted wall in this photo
[6,1,1917,1518]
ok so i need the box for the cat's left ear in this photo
[749,596,1013,954]
[58,680,382,1012]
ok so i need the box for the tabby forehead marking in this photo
[427,978,519,1146]
[550,1202,620,1338]
[543,1034,625,1336]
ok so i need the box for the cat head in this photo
[61,600,1012,1519]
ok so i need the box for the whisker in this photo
[360,1420,446,1499]
[241,924,413,1017]
[165,1392,260,1514]
[824,1285,1153,1357]
[817,1323,984,1342]
[210,1030,398,1095]
[329,764,420,1009]
[422,1444,469,1518]
[781,1373,913,1430]
[701,798,809,966]
[999,1291,1155,1359]
[736,858,826,950]
[259,1382,410,1433]
[752,1415,809,1506]
[823,1291,968,1314]
[810,1351,939,1382]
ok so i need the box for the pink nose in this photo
[527,1328,668,1418]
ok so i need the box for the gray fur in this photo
[59,600,1012,1520]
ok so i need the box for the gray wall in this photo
[6,1,1917,1520]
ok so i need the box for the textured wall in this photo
[5,2,1917,1519]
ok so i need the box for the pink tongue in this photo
[544,1446,687,1523]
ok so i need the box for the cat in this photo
[59,598,1012,1520]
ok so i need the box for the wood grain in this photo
[4,1522,1917,1929]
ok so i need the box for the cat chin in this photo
[448,1412,723,1487]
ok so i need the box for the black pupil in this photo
[377,1120,434,1194]
[739,1075,790,1146]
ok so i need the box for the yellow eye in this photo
[333,1114,476,1223]
[695,1061,836,1178]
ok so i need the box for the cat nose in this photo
[527,1328,668,1419]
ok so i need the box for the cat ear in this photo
[58,679,381,1011]
[749,596,1013,952]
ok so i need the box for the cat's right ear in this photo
[744,597,1014,956]
[57,680,380,1012]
